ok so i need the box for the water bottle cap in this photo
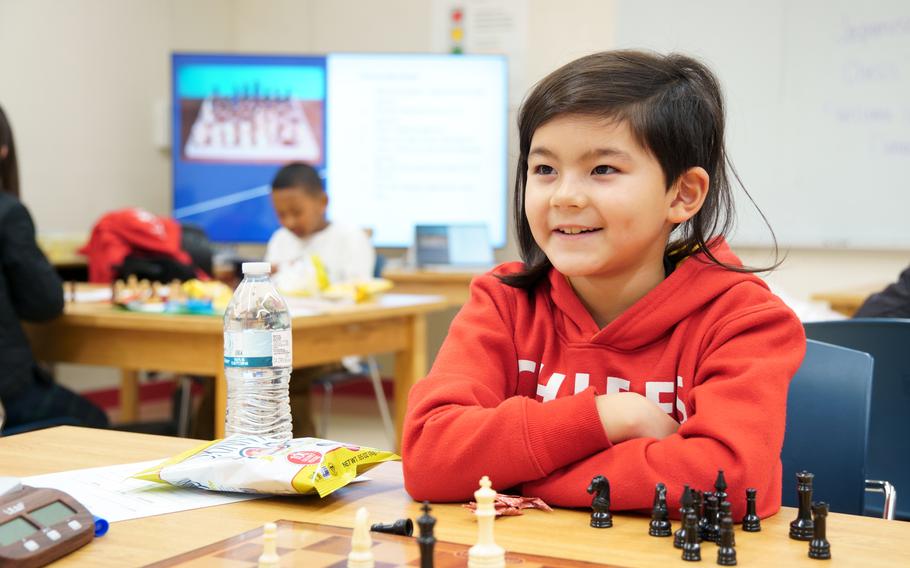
[241,262,272,275]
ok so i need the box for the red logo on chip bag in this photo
[287,451,322,465]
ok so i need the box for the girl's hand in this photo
[595,392,680,443]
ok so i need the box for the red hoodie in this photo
[79,208,193,283]
[402,239,805,520]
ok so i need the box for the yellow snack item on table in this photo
[133,435,400,498]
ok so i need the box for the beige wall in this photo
[0,0,905,304]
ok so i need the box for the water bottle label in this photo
[224,330,292,367]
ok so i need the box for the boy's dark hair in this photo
[271,162,325,196]
[501,50,779,289]
[0,104,20,198]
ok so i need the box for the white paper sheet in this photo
[22,459,264,523]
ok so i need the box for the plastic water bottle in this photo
[223,262,293,440]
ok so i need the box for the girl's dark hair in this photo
[0,104,20,198]
[500,50,779,289]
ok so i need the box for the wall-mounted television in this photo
[171,52,508,247]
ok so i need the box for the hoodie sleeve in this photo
[402,273,611,502]
[520,302,805,520]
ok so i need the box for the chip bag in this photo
[133,435,399,497]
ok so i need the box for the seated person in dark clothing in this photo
[854,264,910,318]
[0,103,108,433]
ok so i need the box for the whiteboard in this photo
[615,0,910,249]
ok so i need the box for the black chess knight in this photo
[587,475,613,528]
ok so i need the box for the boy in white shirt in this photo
[266,163,375,288]
[193,163,375,439]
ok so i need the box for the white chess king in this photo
[468,476,506,568]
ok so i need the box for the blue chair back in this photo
[803,318,910,519]
[782,340,873,515]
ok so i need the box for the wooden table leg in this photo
[120,370,140,422]
[393,314,427,451]
[214,368,227,439]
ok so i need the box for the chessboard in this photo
[144,519,617,568]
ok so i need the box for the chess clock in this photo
[0,478,94,567]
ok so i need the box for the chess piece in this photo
[741,488,761,532]
[702,493,720,544]
[714,469,729,502]
[719,501,735,547]
[789,471,815,541]
[649,483,672,536]
[417,502,436,568]
[257,522,279,568]
[586,475,613,528]
[681,512,701,562]
[808,502,831,560]
[674,485,693,549]
[692,489,712,540]
[371,518,414,536]
[649,482,672,537]
[347,507,374,568]
[716,516,737,566]
[468,476,506,568]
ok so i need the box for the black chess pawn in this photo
[789,471,815,541]
[719,501,735,547]
[681,512,701,562]
[417,501,436,568]
[741,488,761,532]
[649,482,672,537]
[371,518,414,536]
[674,485,694,548]
[717,516,737,566]
[587,474,613,528]
[714,469,729,502]
[808,502,831,560]
[702,494,720,543]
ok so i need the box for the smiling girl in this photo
[401,51,805,520]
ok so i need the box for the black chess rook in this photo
[808,502,832,560]
[741,488,761,532]
[790,471,815,541]
[702,493,720,544]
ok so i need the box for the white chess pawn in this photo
[347,506,374,568]
[468,476,505,568]
[257,522,279,568]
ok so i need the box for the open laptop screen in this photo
[415,224,495,269]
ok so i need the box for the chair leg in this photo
[865,480,897,520]
[320,381,334,438]
[177,376,194,438]
[366,356,396,447]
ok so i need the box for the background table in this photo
[810,282,885,317]
[2,427,909,567]
[23,294,447,442]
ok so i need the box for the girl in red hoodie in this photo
[402,51,805,519]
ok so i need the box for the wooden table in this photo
[2,427,909,567]
[383,268,482,307]
[23,294,447,442]
[811,283,885,317]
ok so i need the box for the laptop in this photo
[415,224,495,270]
